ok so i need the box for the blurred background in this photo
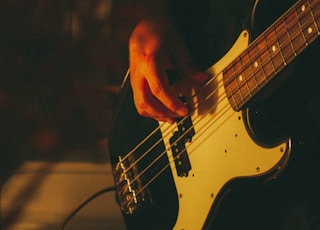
[0,0,141,229]
[0,0,137,175]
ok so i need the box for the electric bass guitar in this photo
[109,0,320,229]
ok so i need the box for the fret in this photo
[284,13,299,58]
[253,34,274,85]
[296,2,311,45]
[236,51,259,106]
[301,3,319,43]
[274,19,288,66]
[249,42,268,88]
[224,0,320,111]
[310,0,320,33]
[287,11,304,56]
[298,1,313,43]
[229,59,245,110]
[269,18,295,75]
[263,32,279,82]
[239,50,259,97]
[290,1,319,55]
[268,32,286,75]
[276,18,296,64]
[224,65,240,111]
[236,55,252,101]
[274,35,287,66]
[246,47,261,93]
[289,23,307,55]
[237,51,256,99]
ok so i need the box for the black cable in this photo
[59,186,116,230]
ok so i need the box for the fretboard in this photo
[224,0,320,111]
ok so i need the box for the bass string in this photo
[121,0,319,178]
[223,0,320,94]
[117,73,225,188]
[129,91,232,207]
[129,0,320,200]
[120,0,320,206]
[121,0,319,171]
[122,76,229,191]
[116,64,224,173]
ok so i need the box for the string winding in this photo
[116,0,320,209]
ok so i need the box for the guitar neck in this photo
[224,0,320,111]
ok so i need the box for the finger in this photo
[129,45,183,120]
[131,76,182,119]
[156,117,176,124]
[145,54,188,117]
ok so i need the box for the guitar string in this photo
[116,73,225,189]
[123,0,320,207]
[120,0,320,197]
[119,0,318,198]
[119,0,318,208]
[123,1,320,205]
[118,0,318,172]
[117,0,318,169]
[120,0,318,179]
[118,79,230,191]
[223,0,320,89]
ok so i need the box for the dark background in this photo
[0,0,140,181]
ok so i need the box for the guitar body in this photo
[159,29,291,230]
[109,0,320,229]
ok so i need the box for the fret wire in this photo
[243,48,261,97]
[309,0,320,33]
[299,3,312,43]
[272,7,299,73]
[270,23,288,74]
[231,57,245,108]
[301,2,319,43]
[274,19,288,66]
[277,22,295,63]
[299,0,316,43]
[263,32,278,82]
[274,29,288,66]
[316,1,320,28]
[291,1,318,54]
[238,51,253,99]
[296,2,310,46]
[127,0,320,202]
[260,38,274,82]
[297,0,319,48]
[282,11,300,64]
[224,0,320,110]
[289,6,304,56]
[253,39,268,85]
[224,66,238,110]
[228,77,239,111]
[284,12,298,57]
[246,45,261,93]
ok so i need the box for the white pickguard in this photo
[160,30,291,230]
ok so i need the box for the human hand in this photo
[129,19,207,123]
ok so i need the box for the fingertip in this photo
[192,72,209,83]
[176,105,188,117]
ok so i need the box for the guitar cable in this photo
[59,185,116,230]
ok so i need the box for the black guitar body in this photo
[109,78,179,229]
[109,0,320,229]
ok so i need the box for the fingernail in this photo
[177,106,188,116]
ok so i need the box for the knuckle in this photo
[150,84,162,97]
[135,101,148,116]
